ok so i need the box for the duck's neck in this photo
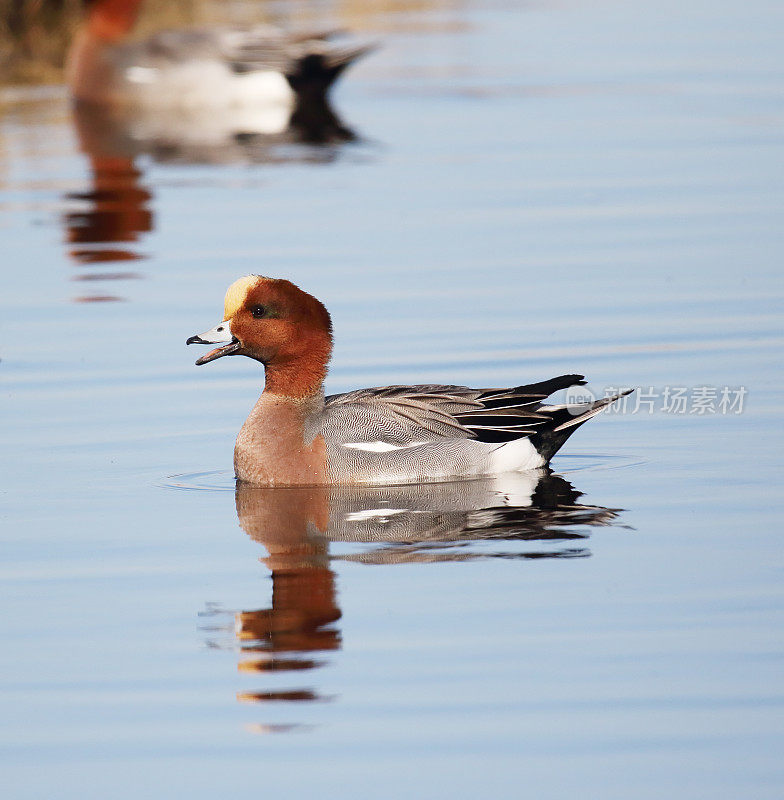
[263,363,326,399]
[262,338,332,399]
[86,0,143,42]
[67,0,144,101]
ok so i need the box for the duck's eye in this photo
[250,305,267,319]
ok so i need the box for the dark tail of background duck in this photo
[286,44,375,142]
[286,43,376,102]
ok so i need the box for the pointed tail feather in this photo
[530,389,634,462]
[323,42,378,76]
[287,42,377,97]
[512,374,586,397]
[287,28,344,44]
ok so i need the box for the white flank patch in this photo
[128,63,294,123]
[489,437,545,474]
[236,69,294,107]
[342,441,426,453]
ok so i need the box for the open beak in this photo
[186,320,242,365]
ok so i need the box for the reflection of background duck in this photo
[216,472,622,722]
[64,110,152,302]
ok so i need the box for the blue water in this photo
[2,0,783,797]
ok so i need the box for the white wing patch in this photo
[345,508,408,522]
[342,441,427,453]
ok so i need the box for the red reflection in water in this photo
[65,103,154,303]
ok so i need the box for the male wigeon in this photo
[67,0,373,111]
[188,276,632,486]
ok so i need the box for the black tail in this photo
[509,374,587,398]
[286,43,376,100]
[529,389,634,462]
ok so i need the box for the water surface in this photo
[2,0,783,797]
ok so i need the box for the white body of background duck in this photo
[66,0,373,138]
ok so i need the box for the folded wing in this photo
[322,374,591,449]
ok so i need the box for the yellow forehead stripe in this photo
[223,275,262,319]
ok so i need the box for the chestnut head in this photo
[187,276,333,396]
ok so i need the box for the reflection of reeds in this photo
[0,0,211,84]
[0,0,81,83]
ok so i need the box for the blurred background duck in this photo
[61,2,375,303]
[65,0,374,142]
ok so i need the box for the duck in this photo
[187,276,633,487]
[66,0,373,118]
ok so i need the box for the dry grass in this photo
[0,0,81,83]
[0,0,249,85]
[0,0,431,86]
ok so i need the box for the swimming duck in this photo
[187,276,632,486]
[66,0,373,115]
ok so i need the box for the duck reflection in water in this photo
[214,470,622,728]
[65,111,153,302]
[63,0,372,300]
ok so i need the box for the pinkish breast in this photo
[234,393,327,486]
